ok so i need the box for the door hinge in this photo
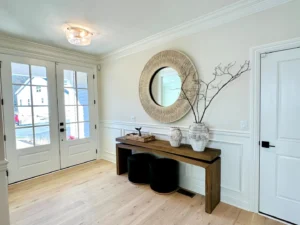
[94,100,96,104]
[6,170,8,177]
[95,124,97,129]
[93,74,95,79]
[4,135,6,141]
[96,149,98,154]
[1,99,3,105]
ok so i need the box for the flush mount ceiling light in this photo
[66,27,93,46]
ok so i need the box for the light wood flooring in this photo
[8,160,284,225]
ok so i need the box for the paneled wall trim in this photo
[99,120,251,211]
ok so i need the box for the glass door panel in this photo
[12,63,51,149]
[56,64,96,168]
[64,71,90,141]
[1,54,60,183]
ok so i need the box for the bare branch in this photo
[179,60,250,124]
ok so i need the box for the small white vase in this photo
[169,127,182,147]
[188,123,209,152]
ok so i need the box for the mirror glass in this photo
[150,67,181,107]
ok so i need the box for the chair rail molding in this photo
[0,34,98,66]
[98,0,292,62]
[99,120,251,210]
[0,159,8,172]
[249,37,300,213]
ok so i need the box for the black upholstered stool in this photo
[150,158,179,193]
[127,153,155,184]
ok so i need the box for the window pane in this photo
[33,107,49,126]
[64,70,76,88]
[11,63,30,85]
[31,66,47,86]
[78,106,89,122]
[66,123,78,140]
[77,89,88,105]
[13,85,32,106]
[65,106,78,123]
[79,122,90,139]
[64,88,77,105]
[77,72,88,88]
[35,126,50,146]
[32,86,48,105]
[15,107,33,128]
[16,128,34,149]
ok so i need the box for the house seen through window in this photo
[36,86,41,92]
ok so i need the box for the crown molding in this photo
[0,34,98,66]
[99,0,292,63]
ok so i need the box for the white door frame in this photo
[249,37,300,213]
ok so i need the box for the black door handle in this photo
[261,141,275,148]
[60,128,65,132]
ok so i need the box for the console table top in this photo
[116,136,221,162]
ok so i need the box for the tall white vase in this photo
[188,123,209,152]
[169,127,182,147]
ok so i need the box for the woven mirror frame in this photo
[139,50,198,123]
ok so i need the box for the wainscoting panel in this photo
[99,120,251,210]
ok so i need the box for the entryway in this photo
[0,54,97,184]
[259,47,300,224]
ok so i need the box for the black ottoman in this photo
[127,153,155,184]
[150,158,179,193]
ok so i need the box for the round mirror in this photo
[150,67,182,107]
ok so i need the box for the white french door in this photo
[0,55,97,183]
[260,48,300,224]
[0,54,60,183]
[56,64,97,169]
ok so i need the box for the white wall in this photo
[98,0,300,211]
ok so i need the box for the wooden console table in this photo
[115,136,221,214]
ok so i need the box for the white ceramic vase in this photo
[169,127,182,147]
[188,123,209,152]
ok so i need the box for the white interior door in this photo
[260,48,300,224]
[0,54,60,184]
[56,64,97,168]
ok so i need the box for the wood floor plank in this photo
[8,160,285,225]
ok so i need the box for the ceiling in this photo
[0,0,239,56]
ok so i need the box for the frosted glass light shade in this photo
[66,27,93,46]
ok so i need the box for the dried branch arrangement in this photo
[180,61,250,123]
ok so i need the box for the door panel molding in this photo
[249,37,300,213]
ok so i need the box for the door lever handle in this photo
[261,141,275,148]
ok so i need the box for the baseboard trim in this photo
[100,151,116,164]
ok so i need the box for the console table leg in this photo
[205,157,221,214]
[116,145,132,175]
